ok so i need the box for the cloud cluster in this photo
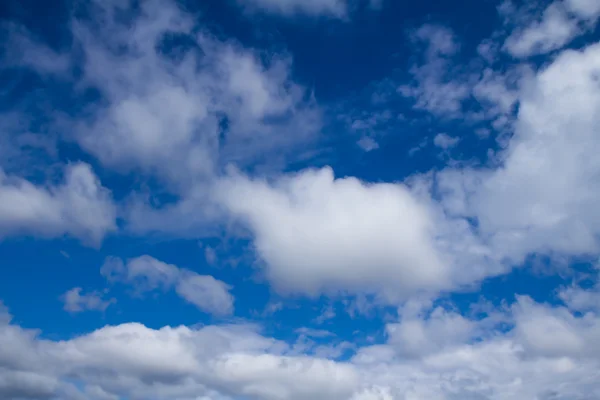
[2,0,600,398]
[503,0,600,57]
[437,40,600,264]
[3,290,600,399]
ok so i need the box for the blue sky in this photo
[1,0,600,399]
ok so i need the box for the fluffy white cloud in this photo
[3,293,600,400]
[0,163,116,245]
[236,0,347,17]
[438,41,600,264]
[61,288,115,313]
[69,0,319,188]
[559,280,600,313]
[4,0,323,241]
[215,167,453,298]
[102,255,234,316]
[386,307,477,357]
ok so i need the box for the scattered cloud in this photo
[502,0,600,58]
[433,133,460,149]
[204,246,217,265]
[357,137,379,152]
[398,24,470,117]
[102,255,234,316]
[3,292,600,399]
[436,41,600,264]
[61,288,115,313]
[2,0,600,398]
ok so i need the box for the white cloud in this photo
[3,293,600,399]
[61,288,115,313]
[357,137,379,152]
[206,39,600,306]
[436,41,600,265]
[102,255,180,292]
[512,296,592,358]
[503,0,600,58]
[399,23,529,128]
[386,307,477,357]
[34,0,321,238]
[413,24,460,58]
[398,25,473,118]
[102,255,234,316]
[504,2,579,58]
[215,166,452,299]
[433,133,460,149]
[236,0,347,18]
[175,272,235,316]
[559,279,600,314]
[0,163,116,245]
[565,0,600,20]
[71,0,319,188]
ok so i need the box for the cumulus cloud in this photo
[40,0,321,237]
[0,163,116,245]
[3,294,600,399]
[70,0,319,184]
[437,41,600,264]
[209,29,600,305]
[102,255,234,316]
[215,166,454,298]
[3,3,600,399]
[3,0,323,240]
[559,280,600,313]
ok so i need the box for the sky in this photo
[1,0,600,399]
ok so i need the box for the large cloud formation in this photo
[2,290,600,399]
[2,0,600,398]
